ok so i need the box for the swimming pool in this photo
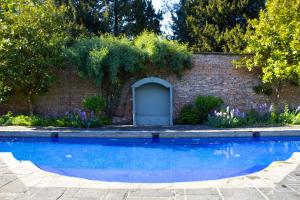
[0,136,300,183]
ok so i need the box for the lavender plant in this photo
[208,104,300,128]
[207,106,247,128]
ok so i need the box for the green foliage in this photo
[207,116,246,128]
[125,0,163,36]
[134,32,192,77]
[82,95,106,114]
[56,0,162,36]
[208,104,300,128]
[279,105,298,124]
[0,82,12,102]
[67,35,144,84]
[0,112,52,127]
[207,107,247,128]
[179,95,224,124]
[0,0,73,113]
[236,0,300,98]
[253,84,273,96]
[293,113,300,124]
[195,95,224,122]
[171,0,265,52]
[0,94,111,128]
[171,0,190,43]
[178,105,200,124]
[0,112,111,128]
[67,31,192,115]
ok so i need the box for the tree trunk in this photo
[27,93,34,115]
[273,82,282,109]
[276,83,282,103]
[114,0,119,36]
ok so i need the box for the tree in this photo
[125,0,162,36]
[171,0,191,43]
[56,0,163,36]
[143,0,162,34]
[0,0,72,113]
[171,0,265,52]
[55,0,111,35]
[236,0,300,100]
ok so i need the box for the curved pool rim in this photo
[1,151,299,188]
[1,136,300,183]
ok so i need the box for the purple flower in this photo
[230,109,235,118]
[234,108,246,118]
[255,103,272,115]
[80,111,87,121]
[90,111,95,119]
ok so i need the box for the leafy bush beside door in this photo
[179,95,223,124]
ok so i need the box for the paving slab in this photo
[219,188,265,200]
[105,189,129,200]
[0,174,18,188]
[287,184,300,193]
[0,179,28,193]
[29,187,66,200]
[127,198,173,200]
[259,187,300,200]
[128,189,175,197]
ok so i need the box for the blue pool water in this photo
[0,136,300,183]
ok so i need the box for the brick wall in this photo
[1,54,300,124]
[0,70,99,117]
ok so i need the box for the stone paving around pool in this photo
[1,152,300,200]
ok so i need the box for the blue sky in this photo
[152,0,179,35]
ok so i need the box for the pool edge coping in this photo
[1,152,300,189]
[1,126,300,138]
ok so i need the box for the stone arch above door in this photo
[132,77,173,126]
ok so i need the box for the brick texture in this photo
[1,54,299,124]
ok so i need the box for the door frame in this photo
[132,77,173,126]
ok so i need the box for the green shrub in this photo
[278,105,297,124]
[10,115,32,126]
[195,95,223,123]
[0,112,12,125]
[0,111,111,128]
[293,113,300,124]
[178,95,223,124]
[178,105,200,124]
[82,95,106,114]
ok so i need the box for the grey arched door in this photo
[132,77,173,126]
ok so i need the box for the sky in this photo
[152,0,179,35]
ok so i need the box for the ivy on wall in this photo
[66,31,192,116]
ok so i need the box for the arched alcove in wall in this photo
[132,77,173,126]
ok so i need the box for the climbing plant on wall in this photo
[67,31,192,116]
